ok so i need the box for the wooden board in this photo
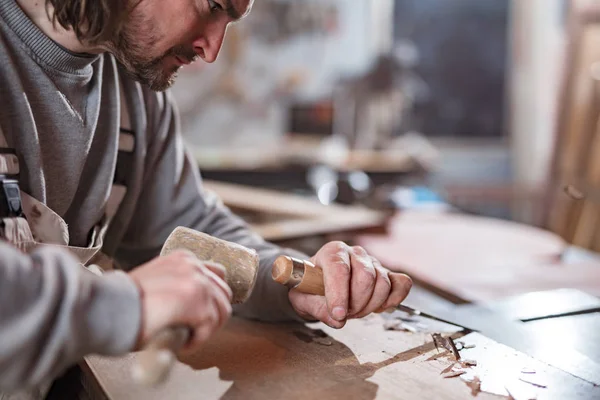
[83,314,599,400]
[203,180,389,241]
[352,211,600,303]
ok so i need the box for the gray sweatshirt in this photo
[0,0,302,392]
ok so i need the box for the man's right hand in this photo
[128,250,232,354]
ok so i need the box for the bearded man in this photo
[0,1,412,398]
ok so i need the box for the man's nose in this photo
[193,22,228,63]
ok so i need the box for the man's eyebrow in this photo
[223,0,241,20]
[223,0,253,21]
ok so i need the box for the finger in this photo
[209,284,233,330]
[352,261,392,319]
[201,260,227,281]
[185,305,219,352]
[347,246,377,316]
[171,249,199,264]
[316,242,352,322]
[379,272,412,311]
[289,291,346,329]
[196,262,233,302]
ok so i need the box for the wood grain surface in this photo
[84,312,599,400]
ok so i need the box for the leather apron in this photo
[0,84,134,400]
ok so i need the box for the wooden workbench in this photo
[82,310,600,400]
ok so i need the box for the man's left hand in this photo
[288,241,412,328]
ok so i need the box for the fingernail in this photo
[332,306,347,321]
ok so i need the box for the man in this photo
[0,0,412,396]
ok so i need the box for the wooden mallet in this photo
[131,226,326,386]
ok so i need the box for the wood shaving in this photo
[443,370,466,378]
[431,333,461,361]
[466,376,482,395]
[520,367,536,374]
[462,344,476,349]
[459,359,477,367]
[564,185,584,200]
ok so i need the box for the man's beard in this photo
[105,12,198,92]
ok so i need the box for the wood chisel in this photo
[272,256,600,386]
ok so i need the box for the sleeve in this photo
[114,90,306,323]
[0,242,140,390]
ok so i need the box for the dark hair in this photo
[45,0,126,43]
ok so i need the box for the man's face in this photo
[107,0,252,91]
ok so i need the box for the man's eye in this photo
[208,0,223,12]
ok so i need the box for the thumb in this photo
[289,291,346,329]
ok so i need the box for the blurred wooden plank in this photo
[356,211,571,303]
[549,26,600,241]
[204,180,389,241]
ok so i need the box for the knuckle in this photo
[351,246,368,257]
[359,261,376,279]
[328,241,348,252]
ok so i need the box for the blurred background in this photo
[161,0,600,372]
[170,0,600,262]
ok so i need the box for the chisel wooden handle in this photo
[271,255,410,299]
[271,256,325,295]
[131,326,191,386]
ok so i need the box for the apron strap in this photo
[105,80,134,221]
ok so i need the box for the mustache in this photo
[165,45,199,64]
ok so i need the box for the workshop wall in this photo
[171,0,374,151]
